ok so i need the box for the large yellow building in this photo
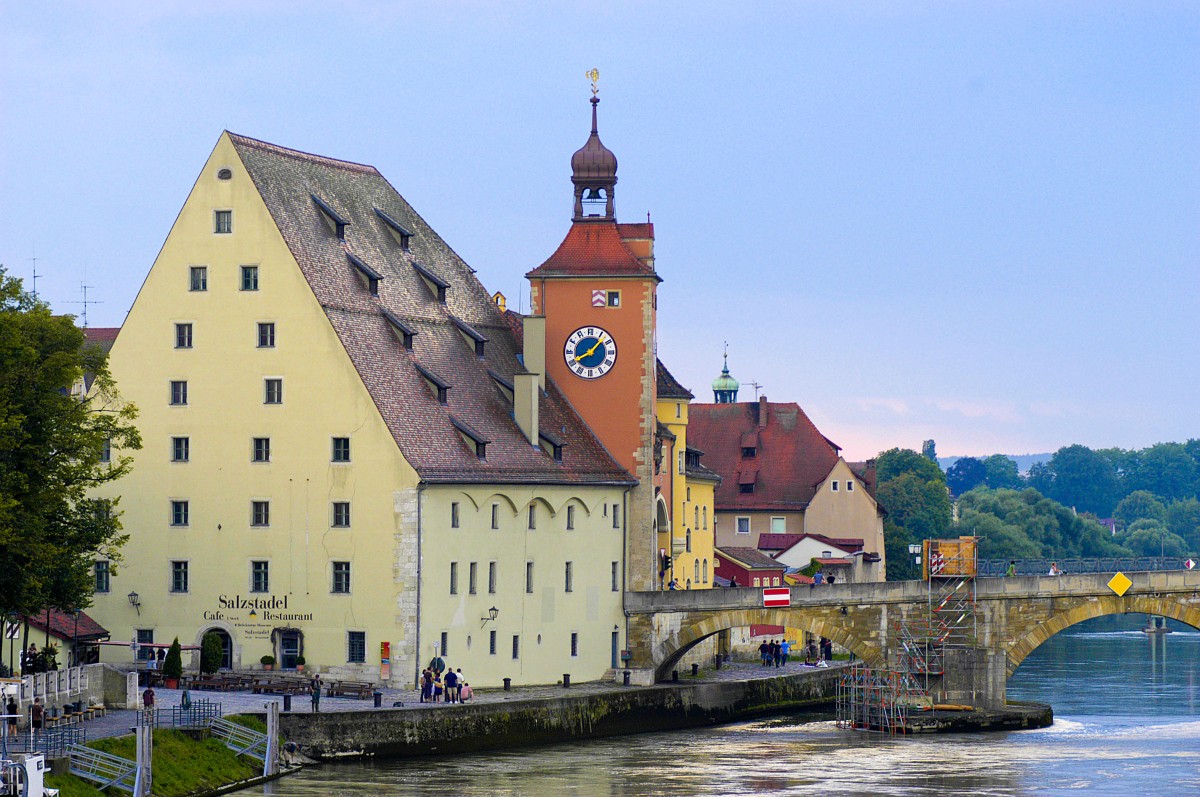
[89,131,636,687]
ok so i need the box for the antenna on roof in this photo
[66,282,102,328]
[748,381,763,400]
[27,244,40,300]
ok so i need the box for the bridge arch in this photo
[650,607,885,682]
[1005,595,1200,676]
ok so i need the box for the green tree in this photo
[921,439,938,462]
[877,447,946,485]
[946,456,987,496]
[0,268,141,617]
[1131,443,1199,502]
[1042,444,1121,516]
[878,472,952,580]
[981,454,1023,490]
[1113,490,1167,530]
[954,487,1128,560]
[1166,498,1200,552]
[1121,520,1186,557]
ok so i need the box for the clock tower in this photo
[526,88,661,592]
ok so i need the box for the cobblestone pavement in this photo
[79,659,846,741]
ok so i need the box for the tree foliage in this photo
[163,637,183,680]
[981,454,1023,490]
[877,447,946,486]
[876,457,952,580]
[201,633,223,675]
[946,456,987,496]
[0,268,141,616]
[955,487,1130,560]
[1113,490,1167,529]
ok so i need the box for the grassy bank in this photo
[46,716,268,797]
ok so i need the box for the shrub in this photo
[260,655,275,667]
[200,634,223,674]
[294,655,305,666]
[163,638,183,680]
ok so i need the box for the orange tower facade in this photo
[527,94,661,591]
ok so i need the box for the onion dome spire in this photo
[712,345,740,404]
[572,69,618,221]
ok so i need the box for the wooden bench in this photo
[325,681,373,700]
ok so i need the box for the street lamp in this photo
[127,591,140,615]
[481,606,499,627]
[72,609,80,668]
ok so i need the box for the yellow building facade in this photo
[88,132,633,687]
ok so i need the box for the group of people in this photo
[419,665,472,704]
[5,696,46,737]
[1004,561,1065,576]
[18,643,57,675]
[811,571,836,585]
[757,639,791,667]
[805,637,834,665]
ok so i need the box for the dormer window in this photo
[382,309,416,350]
[742,446,756,458]
[375,208,413,252]
[738,469,757,494]
[451,316,487,357]
[539,431,565,462]
[450,416,488,459]
[412,261,448,303]
[312,194,349,240]
[348,254,382,297]
[414,363,450,404]
[488,370,515,403]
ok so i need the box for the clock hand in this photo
[575,335,608,362]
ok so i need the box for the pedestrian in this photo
[772,640,782,667]
[455,669,466,702]
[310,676,321,712]
[444,668,458,704]
[1006,561,1017,577]
[827,574,835,585]
[730,577,738,588]
[30,698,43,737]
[6,696,17,738]
[1049,562,1062,576]
[433,673,443,703]
[142,686,156,721]
[822,638,833,661]
[758,640,770,666]
[460,682,473,702]
[668,578,679,591]
[814,571,824,586]
[780,639,790,666]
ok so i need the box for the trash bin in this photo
[373,691,383,708]
[622,670,631,686]
[283,694,291,712]
[691,663,699,677]
[503,677,511,691]
[671,670,679,682]
[715,654,722,670]
[562,674,571,688]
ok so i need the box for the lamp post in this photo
[72,609,80,668]
[127,591,140,615]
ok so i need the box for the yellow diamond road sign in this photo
[1108,572,1132,596]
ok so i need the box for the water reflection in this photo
[249,615,1200,797]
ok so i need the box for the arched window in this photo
[703,507,707,529]
[753,577,761,587]
[686,528,692,553]
[694,507,699,527]
[694,560,700,582]
[702,559,709,583]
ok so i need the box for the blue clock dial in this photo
[563,326,617,379]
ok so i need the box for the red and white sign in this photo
[591,290,607,307]
[1186,559,1196,570]
[763,587,791,607]
[929,552,945,575]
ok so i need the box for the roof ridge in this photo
[227,131,380,175]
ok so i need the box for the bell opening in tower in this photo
[582,187,608,217]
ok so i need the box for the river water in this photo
[252,615,1200,796]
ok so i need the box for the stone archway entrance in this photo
[204,628,233,670]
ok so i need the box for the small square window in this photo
[214,210,232,234]
[99,439,111,463]
[847,480,855,492]
[171,500,189,527]
[252,437,271,462]
[172,436,189,463]
[332,502,351,528]
[171,561,189,593]
[251,500,270,527]
[771,517,786,534]
[347,631,366,663]
[332,437,351,462]
[94,561,110,593]
[175,323,193,349]
[607,291,620,307]
[264,378,283,405]
[189,266,208,292]
[240,265,259,291]
[251,560,269,593]
[257,322,275,348]
[170,380,188,406]
[831,481,839,492]
[136,629,155,660]
[736,517,751,534]
[332,561,351,594]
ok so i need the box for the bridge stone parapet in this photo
[625,570,1200,707]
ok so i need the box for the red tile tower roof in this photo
[526,221,658,279]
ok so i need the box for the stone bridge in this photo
[624,570,1200,707]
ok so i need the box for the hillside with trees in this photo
[878,440,1200,580]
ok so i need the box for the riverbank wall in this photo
[273,668,840,759]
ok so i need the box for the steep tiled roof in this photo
[688,399,840,510]
[763,533,864,554]
[23,608,109,641]
[656,359,694,400]
[526,221,658,279]
[83,327,120,355]
[229,133,632,486]
[717,546,784,571]
[847,460,879,497]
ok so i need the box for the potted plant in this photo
[163,638,183,688]
[295,655,306,673]
[260,654,275,671]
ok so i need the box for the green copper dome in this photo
[712,352,739,403]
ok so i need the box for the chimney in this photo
[515,370,539,446]
[523,315,546,390]
[758,394,768,429]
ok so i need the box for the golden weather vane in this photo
[586,68,600,97]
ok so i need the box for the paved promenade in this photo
[83,660,842,741]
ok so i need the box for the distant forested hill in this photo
[939,453,1051,475]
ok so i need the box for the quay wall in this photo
[273,669,840,759]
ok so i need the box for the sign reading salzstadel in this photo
[205,595,313,640]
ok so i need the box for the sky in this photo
[2,2,1197,462]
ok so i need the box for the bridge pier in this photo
[936,648,1007,710]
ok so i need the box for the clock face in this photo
[564,326,617,379]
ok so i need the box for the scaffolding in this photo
[837,537,980,733]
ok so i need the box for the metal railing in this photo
[209,717,267,762]
[6,725,87,758]
[68,744,137,793]
[978,557,1188,577]
[169,700,221,730]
